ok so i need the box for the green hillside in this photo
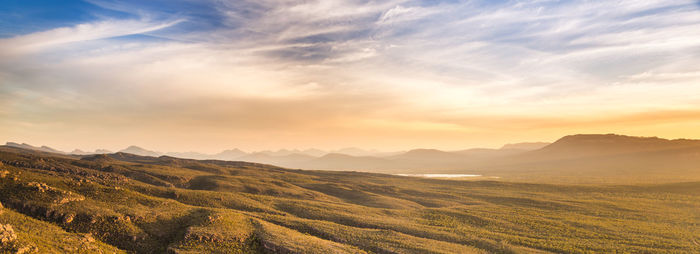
[0,146,698,253]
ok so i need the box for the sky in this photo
[1,0,700,153]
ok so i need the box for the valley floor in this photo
[0,147,698,253]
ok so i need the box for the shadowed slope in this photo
[0,146,698,253]
[472,134,700,183]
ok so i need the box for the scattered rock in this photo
[27,182,52,193]
[82,234,95,243]
[15,245,37,254]
[63,214,75,224]
[131,234,146,242]
[89,215,98,224]
[55,195,85,205]
[183,228,224,243]
[207,215,221,224]
[21,181,84,205]
[0,224,17,245]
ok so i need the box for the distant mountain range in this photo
[3,140,545,169]
[112,142,552,170]
[70,149,113,155]
[468,134,700,182]
[1,143,393,160]
[3,140,548,171]
[6,133,700,183]
[3,140,696,253]
[119,146,160,157]
[500,142,550,150]
[5,142,66,154]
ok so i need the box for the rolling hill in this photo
[0,144,698,253]
[499,142,550,150]
[7,134,700,183]
[519,134,700,160]
[241,134,700,183]
[470,134,700,183]
[118,146,161,157]
[4,142,65,154]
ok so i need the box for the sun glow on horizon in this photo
[2,0,700,152]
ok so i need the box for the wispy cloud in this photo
[0,19,183,55]
[1,0,700,151]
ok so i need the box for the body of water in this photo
[395,174,482,178]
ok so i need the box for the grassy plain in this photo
[0,147,698,253]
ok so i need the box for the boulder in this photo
[0,224,17,245]
[15,245,37,254]
[27,182,52,193]
[63,214,75,224]
[82,234,95,243]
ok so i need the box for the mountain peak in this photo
[119,146,160,157]
[319,153,353,159]
[95,149,113,154]
[550,134,676,147]
[500,142,550,151]
[401,149,454,157]
[534,133,700,158]
[4,142,65,154]
[404,148,444,153]
[71,149,87,155]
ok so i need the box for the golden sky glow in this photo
[1,0,700,153]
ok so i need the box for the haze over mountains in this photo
[473,134,700,183]
[2,142,698,253]
[5,141,545,171]
[5,141,548,168]
[4,143,390,161]
[4,142,65,155]
[2,133,700,252]
[6,133,700,183]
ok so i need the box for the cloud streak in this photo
[1,0,700,151]
[0,19,183,56]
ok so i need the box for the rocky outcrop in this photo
[26,182,52,193]
[21,181,85,204]
[0,224,17,245]
[74,234,98,252]
[182,228,225,243]
[14,245,38,254]
[0,224,37,254]
[62,213,75,224]
[1,158,128,184]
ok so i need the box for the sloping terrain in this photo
[0,146,699,253]
[97,134,700,183]
[22,134,700,183]
[0,205,123,253]
[472,134,700,183]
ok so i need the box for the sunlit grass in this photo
[0,148,698,253]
